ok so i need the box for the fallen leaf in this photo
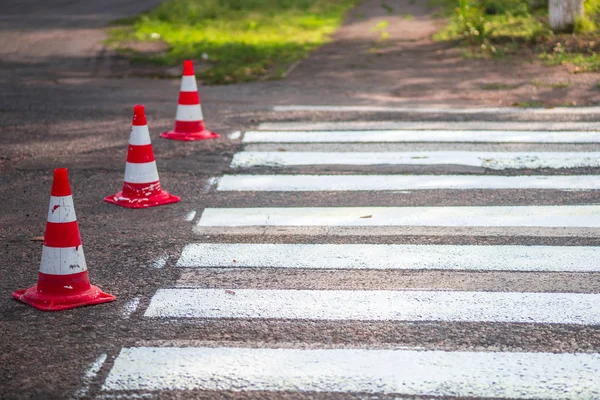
[232,259,237,263]
[225,290,236,295]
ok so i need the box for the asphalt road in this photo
[2,1,600,399]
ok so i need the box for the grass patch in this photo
[539,50,600,73]
[531,79,571,88]
[550,81,571,88]
[431,0,600,73]
[480,82,521,90]
[108,0,360,84]
[512,100,546,107]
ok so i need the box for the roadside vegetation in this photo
[430,0,600,73]
[108,0,360,84]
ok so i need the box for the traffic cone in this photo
[160,60,219,141]
[13,168,116,311]
[105,105,180,208]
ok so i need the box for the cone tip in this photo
[51,168,71,196]
[132,104,147,126]
[183,60,195,76]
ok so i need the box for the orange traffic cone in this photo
[105,105,180,208]
[13,168,115,311]
[160,60,219,141]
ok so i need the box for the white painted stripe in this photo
[175,104,203,121]
[179,75,198,93]
[197,206,600,228]
[122,297,141,319]
[230,151,600,170]
[150,253,168,269]
[47,195,77,223]
[274,104,600,114]
[183,210,197,222]
[203,177,217,191]
[144,289,600,324]
[102,347,600,398]
[193,226,600,237]
[259,121,600,131]
[97,394,154,399]
[75,353,107,399]
[129,125,152,146]
[176,243,600,272]
[228,131,241,140]
[243,130,600,143]
[40,245,87,275]
[216,174,600,191]
[124,161,159,184]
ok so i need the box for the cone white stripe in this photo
[176,243,600,272]
[40,245,87,275]
[216,174,600,191]
[102,347,600,398]
[197,206,600,228]
[231,151,600,169]
[175,104,203,122]
[179,76,198,93]
[124,161,160,184]
[243,130,600,143]
[46,195,77,223]
[129,125,152,146]
[144,289,600,324]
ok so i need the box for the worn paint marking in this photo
[258,121,600,131]
[242,130,600,143]
[273,104,600,115]
[144,289,600,324]
[175,243,600,272]
[215,174,600,191]
[101,347,600,398]
[197,206,600,228]
[230,151,600,169]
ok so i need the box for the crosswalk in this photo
[98,120,600,398]
[215,174,600,190]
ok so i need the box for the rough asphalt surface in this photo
[1,0,600,399]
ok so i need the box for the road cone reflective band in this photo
[105,105,180,208]
[12,168,115,311]
[160,60,219,141]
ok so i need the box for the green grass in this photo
[513,100,546,107]
[531,79,571,88]
[108,0,360,84]
[550,81,571,88]
[539,51,600,73]
[432,1,547,44]
[480,82,521,90]
[431,0,600,73]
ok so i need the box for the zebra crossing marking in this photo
[273,104,600,115]
[102,347,600,398]
[215,174,600,191]
[144,288,600,324]
[99,118,600,397]
[259,121,600,131]
[230,151,600,169]
[176,243,600,272]
[197,205,600,228]
[243,130,600,143]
